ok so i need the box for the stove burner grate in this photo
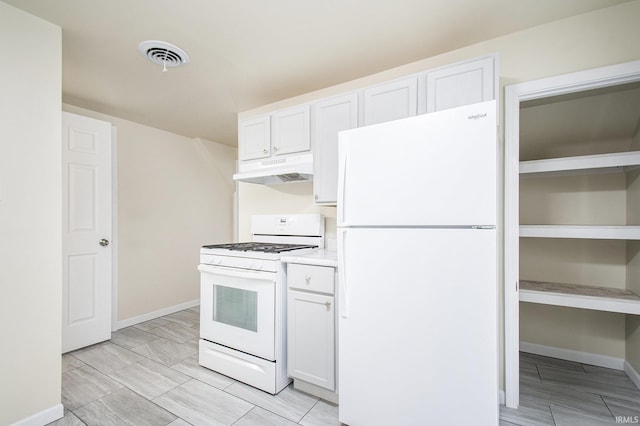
[203,242,317,254]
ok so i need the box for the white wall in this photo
[237,0,640,388]
[63,105,236,322]
[0,2,62,424]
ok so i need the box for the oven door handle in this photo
[198,264,275,282]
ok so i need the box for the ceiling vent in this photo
[138,40,190,70]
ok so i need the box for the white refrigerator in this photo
[337,100,498,425]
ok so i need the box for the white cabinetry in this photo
[238,115,270,161]
[272,104,311,155]
[287,262,337,401]
[238,105,310,162]
[426,55,496,113]
[312,93,358,205]
[235,54,497,194]
[363,76,419,126]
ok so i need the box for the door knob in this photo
[99,238,110,247]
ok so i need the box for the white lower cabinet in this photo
[286,263,337,401]
[287,291,335,389]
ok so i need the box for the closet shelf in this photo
[519,151,640,177]
[520,280,640,315]
[519,225,640,240]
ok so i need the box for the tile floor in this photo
[501,352,640,425]
[51,306,640,425]
[53,306,337,426]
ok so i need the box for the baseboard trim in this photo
[520,341,625,370]
[10,403,63,426]
[116,299,199,330]
[624,361,640,389]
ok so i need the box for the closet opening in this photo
[504,61,640,408]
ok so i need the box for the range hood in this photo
[233,152,313,185]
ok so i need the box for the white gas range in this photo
[198,214,324,394]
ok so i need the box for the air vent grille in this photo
[138,40,190,68]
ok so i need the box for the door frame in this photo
[110,126,118,331]
[504,60,640,408]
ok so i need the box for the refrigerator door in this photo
[337,100,496,227]
[338,227,498,425]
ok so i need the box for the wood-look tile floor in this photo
[501,352,640,426]
[51,307,640,425]
[54,306,336,426]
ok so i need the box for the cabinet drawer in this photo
[288,264,334,294]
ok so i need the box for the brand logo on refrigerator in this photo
[468,113,488,120]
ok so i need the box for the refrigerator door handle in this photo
[337,228,349,319]
[337,146,347,226]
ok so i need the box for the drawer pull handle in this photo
[305,276,311,284]
[325,301,331,310]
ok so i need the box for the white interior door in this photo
[62,112,113,353]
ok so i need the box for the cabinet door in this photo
[426,55,496,113]
[287,290,335,391]
[239,116,270,161]
[272,105,311,156]
[313,93,358,205]
[363,77,418,126]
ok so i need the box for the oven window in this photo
[213,285,258,332]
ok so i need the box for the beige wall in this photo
[237,0,640,387]
[0,2,62,424]
[63,105,236,322]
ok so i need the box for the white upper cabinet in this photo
[272,104,311,156]
[313,93,359,205]
[426,55,497,113]
[238,115,271,161]
[236,54,497,189]
[363,76,418,126]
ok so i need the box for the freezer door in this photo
[338,100,496,227]
[338,227,498,425]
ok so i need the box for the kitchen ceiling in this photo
[5,0,632,146]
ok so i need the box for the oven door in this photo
[199,264,276,361]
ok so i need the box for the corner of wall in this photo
[0,2,62,424]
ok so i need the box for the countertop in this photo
[281,249,338,268]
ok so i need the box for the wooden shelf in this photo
[519,151,640,177]
[520,280,640,315]
[519,225,640,240]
